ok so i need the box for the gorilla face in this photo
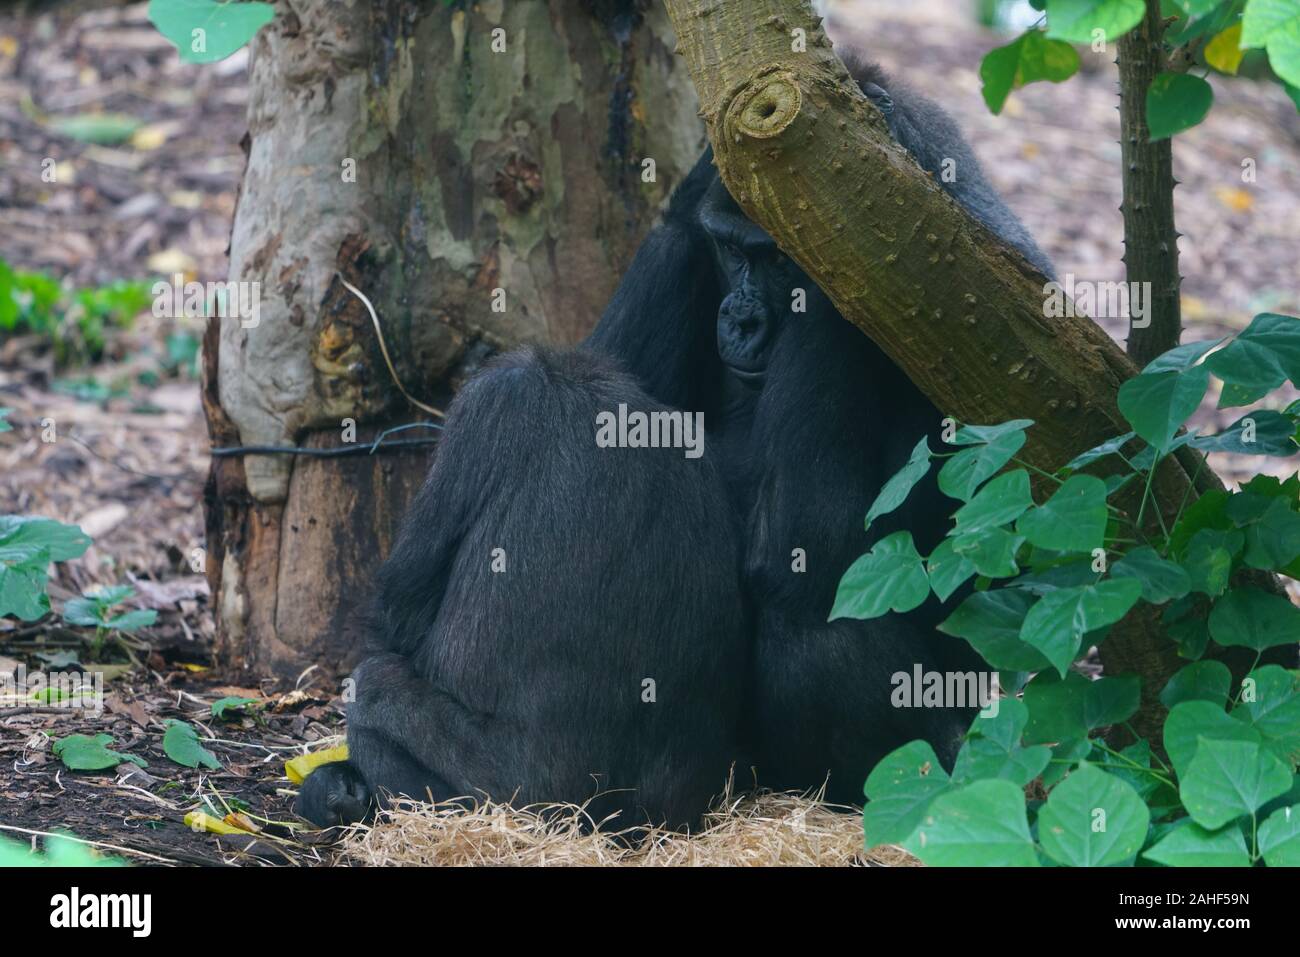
[699,177,810,384]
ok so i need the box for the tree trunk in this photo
[203,0,703,679]
[1118,0,1182,366]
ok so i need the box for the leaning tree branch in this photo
[662,0,1198,741]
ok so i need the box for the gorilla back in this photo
[299,348,747,829]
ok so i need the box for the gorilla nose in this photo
[717,292,773,373]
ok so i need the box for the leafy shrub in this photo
[0,259,152,366]
[979,1,1300,133]
[0,517,92,621]
[837,313,1300,866]
[63,585,158,633]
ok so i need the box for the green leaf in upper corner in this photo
[212,696,262,720]
[1015,474,1109,552]
[926,538,977,602]
[1019,578,1143,676]
[1241,0,1300,86]
[939,588,1052,671]
[1143,820,1252,867]
[1209,586,1300,651]
[1189,410,1299,456]
[829,532,929,621]
[1160,660,1233,710]
[1205,312,1300,406]
[148,0,276,64]
[1180,738,1292,830]
[53,733,147,771]
[1117,364,1211,453]
[1111,546,1191,603]
[952,469,1033,535]
[979,29,1080,114]
[937,430,1026,502]
[1259,804,1300,866]
[1045,0,1146,44]
[902,779,1039,866]
[863,740,952,848]
[1146,72,1214,140]
[1164,699,1262,780]
[1062,431,1136,472]
[161,719,221,770]
[866,437,932,528]
[1038,764,1150,867]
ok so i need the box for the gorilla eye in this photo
[719,242,747,269]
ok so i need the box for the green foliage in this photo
[0,833,126,867]
[0,259,152,366]
[0,517,92,621]
[147,0,275,64]
[840,318,1300,865]
[211,696,261,719]
[1146,72,1215,139]
[63,584,158,634]
[49,113,142,145]
[53,733,148,771]
[1046,0,1147,44]
[162,719,222,769]
[980,29,1080,113]
[980,0,1299,127]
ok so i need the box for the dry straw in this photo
[339,784,918,867]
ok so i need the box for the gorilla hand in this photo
[297,760,373,827]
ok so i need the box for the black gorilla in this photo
[300,60,1054,828]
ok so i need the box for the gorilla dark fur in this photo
[299,60,1054,829]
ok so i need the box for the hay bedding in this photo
[339,789,918,867]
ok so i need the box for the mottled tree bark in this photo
[204,0,703,678]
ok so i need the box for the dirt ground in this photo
[0,0,1297,865]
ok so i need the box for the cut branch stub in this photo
[728,69,802,140]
